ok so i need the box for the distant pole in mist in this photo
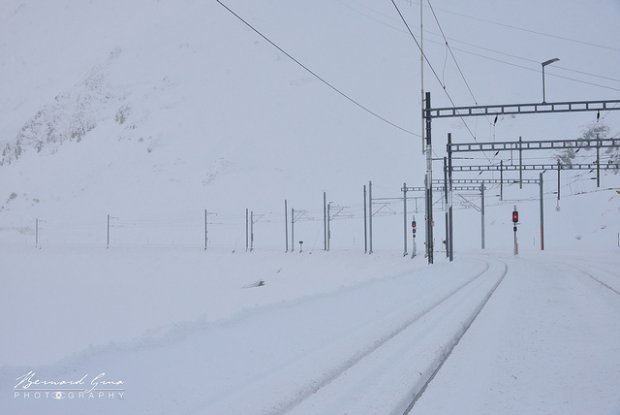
[540,172,545,251]
[481,183,485,250]
[500,160,504,201]
[403,182,408,257]
[557,160,561,201]
[369,180,373,254]
[363,185,367,254]
[35,218,39,249]
[285,200,289,253]
[291,208,295,254]
[245,208,249,252]
[250,210,254,252]
[596,133,601,188]
[106,214,110,249]
[327,202,331,251]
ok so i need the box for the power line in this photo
[426,0,478,105]
[388,0,479,144]
[422,3,620,54]
[216,0,419,137]
[338,0,620,91]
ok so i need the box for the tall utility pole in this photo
[284,200,288,252]
[250,210,254,252]
[420,0,425,154]
[557,160,561,201]
[443,158,449,257]
[481,183,485,250]
[245,208,249,252]
[403,182,408,257]
[363,185,368,253]
[596,133,601,188]
[500,160,504,200]
[424,92,434,264]
[368,180,373,254]
[447,133,454,261]
[540,172,544,251]
[327,202,331,251]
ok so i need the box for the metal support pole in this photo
[596,133,601,187]
[245,208,249,252]
[481,183,485,250]
[557,160,561,200]
[35,218,39,248]
[291,208,295,253]
[369,180,373,254]
[323,192,327,251]
[327,203,331,251]
[403,182,408,257]
[447,133,454,262]
[107,214,110,249]
[363,185,368,253]
[285,200,288,252]
[500,160,504,201]
[539,172,545,251]
[519,136,523,189]
[420,0,425,154]
[443,158,449,257]
[542,64,546,103]
[424,92,434,264]
[250,210,254,252]
[205,209,209,251]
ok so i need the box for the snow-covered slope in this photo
[0,0,619,251]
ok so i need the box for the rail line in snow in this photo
[572,264,620,297]
[266,258,506,415]
[401,259,508,415]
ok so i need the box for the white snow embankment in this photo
[412,252,620,415]
[0,255,503,415]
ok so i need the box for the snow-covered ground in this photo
[2,248,619,415]
[1,0,620,413]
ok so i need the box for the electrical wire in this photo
[389,0,480,144]
[338,0,620,93]
[419,2,620,54]
[216,0,419,137]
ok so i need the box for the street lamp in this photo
[541,57,560,103]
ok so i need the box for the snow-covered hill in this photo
[0,0,619,251]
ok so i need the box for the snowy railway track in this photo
[401,259,508,415]
[570,262,620,297]
[263,258,508,415]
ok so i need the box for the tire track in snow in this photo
[265,259,499,415]
[401,259,508,415]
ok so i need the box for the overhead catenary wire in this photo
[389,0,482,148]
[215,0,419,137]
[424,0,497,164]
[338,0,620,92]
[419,2,620,54]
[426,0,479,106]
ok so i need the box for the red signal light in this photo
[512,211,519,223]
